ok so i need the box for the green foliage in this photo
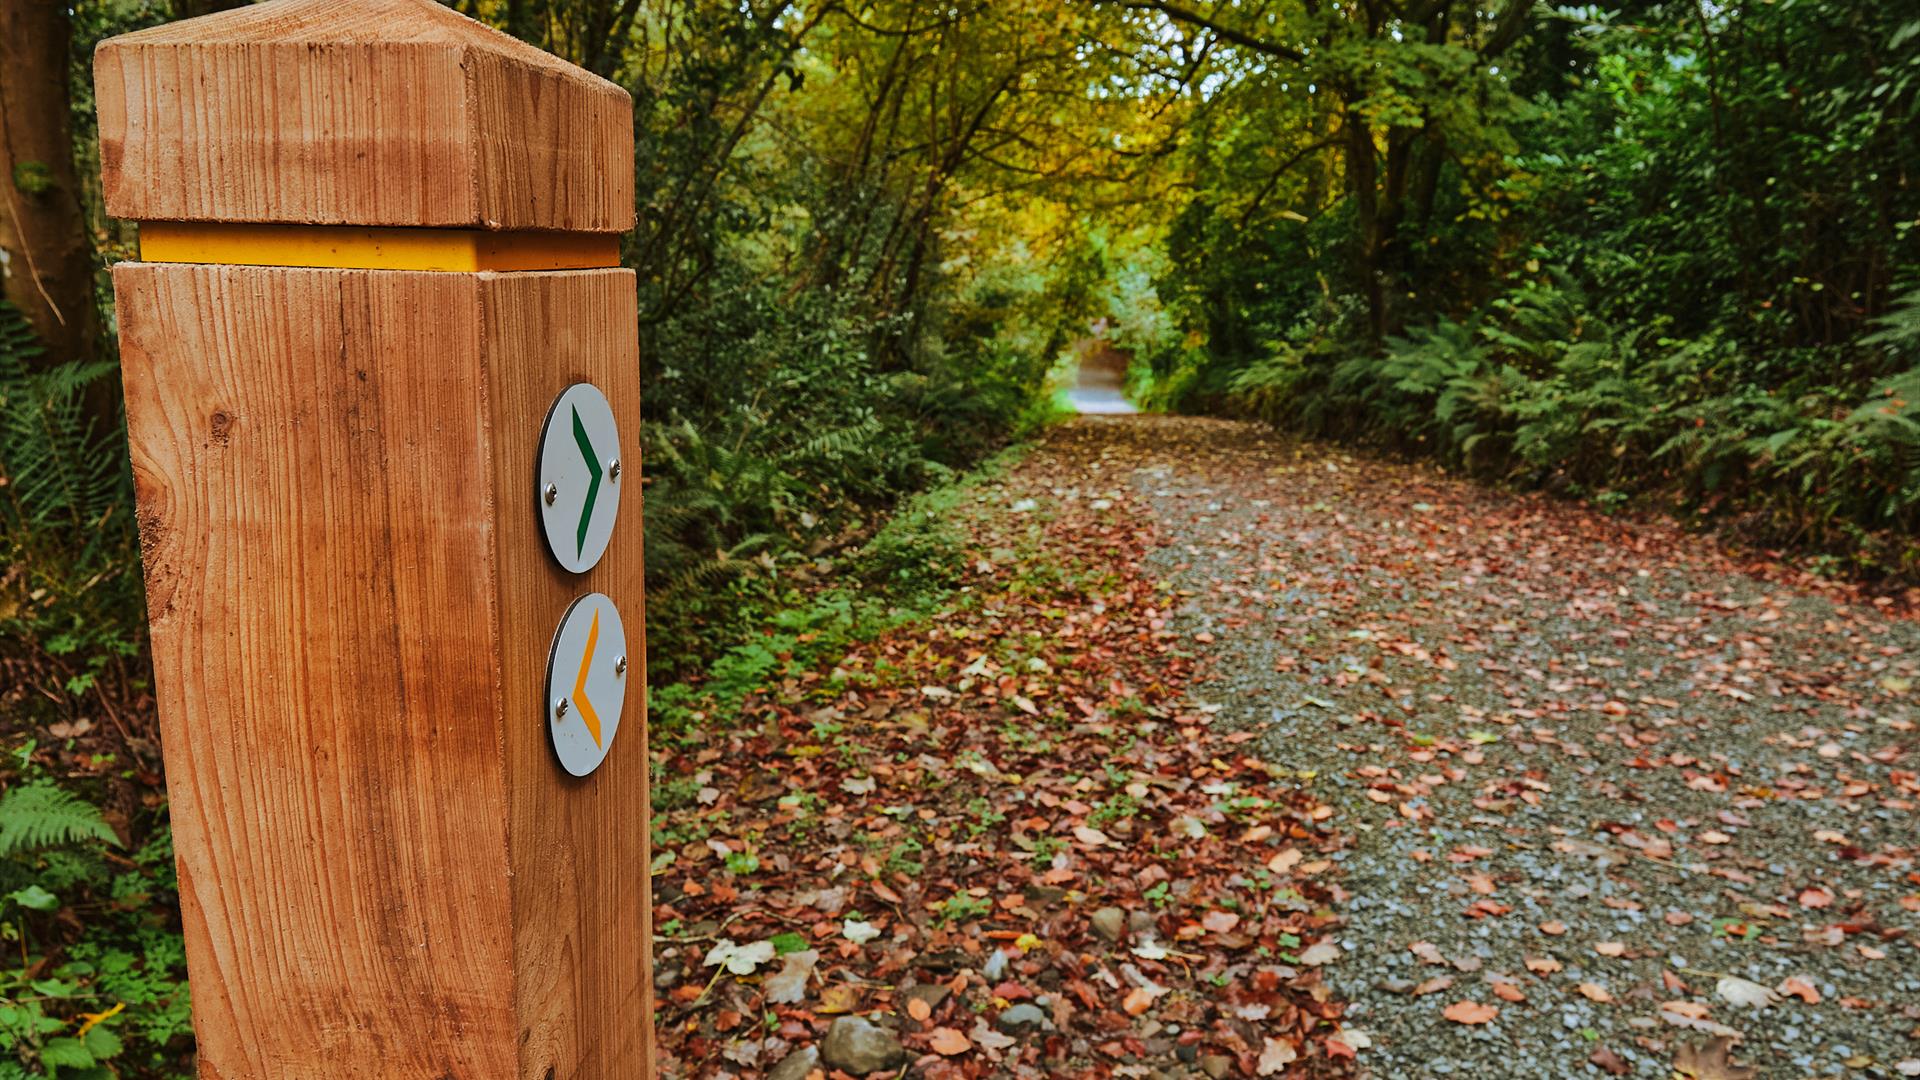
[0,785,117,859]
[0,761,188,1079]
[1130,1,1920,577]
[0,302,143,709]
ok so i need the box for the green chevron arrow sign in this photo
[538,382,623,574]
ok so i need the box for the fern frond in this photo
[0,782,119,857]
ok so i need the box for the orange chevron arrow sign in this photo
[546,593,629,776]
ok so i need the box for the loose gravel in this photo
[1062,415,1920,1080]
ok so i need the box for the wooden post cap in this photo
[95,0,634,233]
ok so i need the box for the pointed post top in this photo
[96,0,634,233]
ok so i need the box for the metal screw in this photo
[608,459,622,482]
[615,655,628,677]
[542,482,559,506]
[554,697,570,719]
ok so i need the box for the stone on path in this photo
[820,1015,905,1075]
[766,1045,821,1080]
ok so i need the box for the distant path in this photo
[1066,338,1136,415]
[1070,415,1920,1079]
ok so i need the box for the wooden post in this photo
[95,2,652,1076]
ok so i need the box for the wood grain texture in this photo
[115,263,651,1078]
[95,0,633,232]
[480,270,652,1080]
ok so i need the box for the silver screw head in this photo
[608,459,622,482]
[542,482,559,506]
[615,655,628,677]
[554,697,570,719]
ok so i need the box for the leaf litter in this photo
[650,422,1351,1077]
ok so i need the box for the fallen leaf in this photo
[928,1027,971,1056]
[1201,910,1240,934]
[1442,1000,1498,1025]
[1577,982,1613,1003]
[1491,981,1526,1003]
[1297,941,1342,966]
[1256,1037,1298,1075]
[1524,954,1563,975]
[1073,825,1111,847]
[1672,1036,1756,1080]
[1715,976,1780,1009]
[1777,977,1819,1004]
[703,939,776,976]
[908,997,933,1022]
[1267,848,1303,874]
[1539,920,1568,936]
[1590,1046,1631,1075]
[1593,941,1626,957]
[762,949,818,1004]
[1121,985,1164,1016]
[970,1018,1016,1052]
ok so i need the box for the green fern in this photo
[0,300,125,534]
[0,782,119,858]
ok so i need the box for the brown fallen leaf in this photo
[1524,954,1563,975]
[1589,1045,1631,1075]
[1673,1036,1756,1080]
[1577,982,1613,1003]
[1442,1000,1498,1025]
[1491,981,1526,1003]
[927,1027,971,1056]
[1594,941,1626,957]
[1539,920,1568,936]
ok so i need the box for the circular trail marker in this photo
[537,382,623,573]
[544,592,629,777]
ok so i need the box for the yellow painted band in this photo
[136,221,620,272]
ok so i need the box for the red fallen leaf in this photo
[1443,1000,1498,1025]
[1778,977,1820,1004]
[1121,986,1160,1016]
[1463,899,1510,918]
[991,981,1033,1001]
[1798,887,1833,909]
[1324,1039,1357,1060]
[927,1027,971,1056]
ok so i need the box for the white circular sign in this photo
[544,592,629,777]
[537,383,623,574]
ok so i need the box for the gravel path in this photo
[1065,415,1920,1079]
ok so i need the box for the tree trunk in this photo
[0,0,97,366]
[1343,104,1386,345]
